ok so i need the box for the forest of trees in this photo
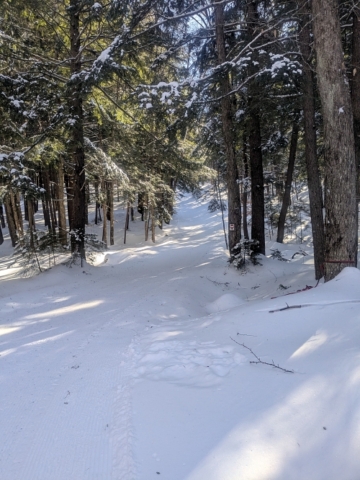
[0,0,359,282]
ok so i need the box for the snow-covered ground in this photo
[1,194,360,480]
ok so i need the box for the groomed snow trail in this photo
[0,195,245,480]
[3,194,357,480]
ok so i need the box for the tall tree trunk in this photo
[4,195,18,247]
[277,115,300,243]
[10,191,23,238]
[109,182,114,246]
[102,181,107,246]
[68,0,86,262]
[247,0,265,255]
[0,204,5,228]
[312,0,357,281]
[351,6,360,257]
[242,135,249,240]
[56,160,68,246]
[0,223,3,245]
[214,1,242,253]
[298,3,325,280]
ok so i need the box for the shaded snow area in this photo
[1,194,360,480]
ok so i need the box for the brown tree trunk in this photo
[247,0,265,255]
[68,0,86,262]
[109,182,114,246]
[56,160,68,245]
[351,7,360,257]
[214,1,242,253]
[277,115,300,243]
[298,3,325,280]
[4,195,18,246]
[242,136,249,240]
[312,0,358,281]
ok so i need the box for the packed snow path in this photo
[1,195,360,480]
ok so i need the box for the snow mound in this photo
[205,293,245,314]
[133,340,245,387]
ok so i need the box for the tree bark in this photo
[214,1,242,253]
[298,3,325,279]
[242,135,249,240]
[247,0,265,255]
[68,0,86,262]
[312,0,357,281]
[56,160,68,246]
[277,115,300,243]
[351,7,360,258]
[4,195,18,247]
[0,204,5,228]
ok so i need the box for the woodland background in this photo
[0,0,359,281]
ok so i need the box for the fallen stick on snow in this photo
[230,336,294,374]
[269,303,302,313]
[268,299,360,313]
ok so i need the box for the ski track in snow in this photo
[4,193,354,480]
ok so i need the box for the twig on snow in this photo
[269,303,302,313]
[230,336,294,373]
[206,276,230,287]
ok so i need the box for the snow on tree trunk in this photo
[312,0,358,281]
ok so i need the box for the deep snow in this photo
[1,194,360,480]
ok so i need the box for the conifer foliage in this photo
[0,0,359,281]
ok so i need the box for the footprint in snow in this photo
[133,340,245,387]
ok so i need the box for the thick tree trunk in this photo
[277,115,300,243]
[351,7,360,257]
[312,0,357,281]
[68,0,86,262]
[298,3,325,280]
[247,0,265,255]
[214,1,242,253]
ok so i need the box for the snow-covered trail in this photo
[0,195,239,480]
[2,194,360,480]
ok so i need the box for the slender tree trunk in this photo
[109,182,114,246]
[4,195,18,246]
[247,0,265,255]
[0,204,5,228]
[56,160,68,246]
[10,191,23,238]
[277,115,300,243]
[151,204,156,243]
[68,0,86,262]
[27,199,35,249]
[0,223,3,245]
[242,135,249,239]
[312,0,357,281]
[214,1,242,253]
[102,182,107,246]
[298,3,325,279]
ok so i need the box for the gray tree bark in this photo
[312,0,358,281]
[298,2,325,280]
